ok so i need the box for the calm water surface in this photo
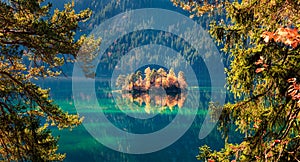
[41,0,234,161]
[42,78,226,162]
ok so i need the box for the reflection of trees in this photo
[119,92,187,113]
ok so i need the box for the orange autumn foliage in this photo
[261,27,300,49]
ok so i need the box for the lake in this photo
[39,78,227,162]
[40,0,238,161]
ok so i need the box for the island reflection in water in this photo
[114,90,187,114]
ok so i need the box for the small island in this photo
[116,67,188,94]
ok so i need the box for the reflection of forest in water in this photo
[40,0,232,161]
[38,78,232,162]
[116,92,187,114]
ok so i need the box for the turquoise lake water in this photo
[39,78,232,162]
[38,0,240,161]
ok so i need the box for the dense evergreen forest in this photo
[0,0,299,161]
[172,0,300,161]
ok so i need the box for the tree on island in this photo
[0,0,99,161]
[172,0,300,161]
[116,67,188,93]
